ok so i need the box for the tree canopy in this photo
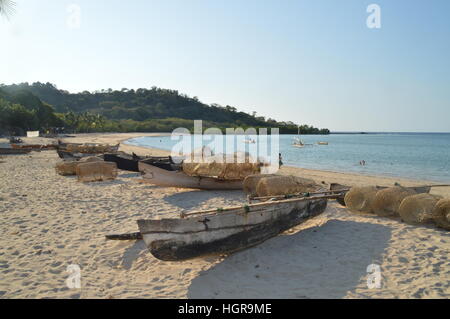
[0,82,330,135]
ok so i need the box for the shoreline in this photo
[2,132,448,188]
[119,134,448,189]
[0,132,449,298]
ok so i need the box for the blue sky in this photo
[1,0,449,132]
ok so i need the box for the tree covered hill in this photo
[0,82,330,135]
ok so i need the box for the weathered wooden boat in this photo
[104,153,142,172]
[139,159,243,190]
[0,148,32,155]
[103,153,170,172]
[107,192,336,261]
[11,144,57,150]
[56,149,103,160]
[57,142,119,154]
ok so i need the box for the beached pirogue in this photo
[138,151,264,190]
[107,174,347,261]
[133,191,346,261]
[138,159,244,190]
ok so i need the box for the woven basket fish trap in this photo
[398,193,441,225]
[344,186,380,214]
[372,186,417,217]
[432,199,450,230]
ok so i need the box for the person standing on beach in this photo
[279,153,283,168]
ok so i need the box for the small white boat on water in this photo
[244,138,256,144]
[292,126,306,148]
[292,137,305,148]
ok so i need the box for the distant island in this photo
[0,82,330,136]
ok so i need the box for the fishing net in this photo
[432,199,450,230]
[344,186,379,214]
[372,186,417,217]
[398,193,441,225]
[255,175,320,197]
[76,162,118,182]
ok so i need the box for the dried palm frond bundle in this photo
[372,186,417,217]
[398,193,442,225]
[76,162,118,183]
[255,175,320,197]
[344,186,380,214]
[432,199,450,230]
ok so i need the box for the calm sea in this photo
[125,133,450,183]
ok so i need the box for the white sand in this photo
[0,133,448,299]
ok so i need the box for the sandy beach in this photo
[0,133,448,299]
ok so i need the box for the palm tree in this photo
[0,0,16,19]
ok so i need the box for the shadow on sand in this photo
[188,219,391,299]
[121,240,147,270]
[163,190,244,211]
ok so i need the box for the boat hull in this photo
[0,148,32,155]
[104,153,141,172]
[138,161,243,190]
[138,197,327,261]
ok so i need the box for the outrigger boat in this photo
[138,159,242,190]
[106,190,345,261]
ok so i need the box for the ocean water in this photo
[125,133,450,183]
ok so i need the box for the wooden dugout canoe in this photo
[11,144,57,150]
[104,153,182,172]
[136,194,328,261]
[138,160,243,190]
[0,148,32,155]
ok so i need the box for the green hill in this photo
[0,82,330,135]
